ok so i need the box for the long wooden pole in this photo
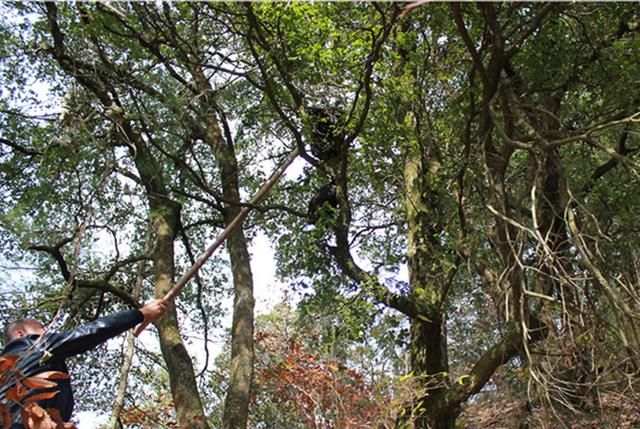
[134,147,299,336]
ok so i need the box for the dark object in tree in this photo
[308,182,338,224]
[307,107,345,161]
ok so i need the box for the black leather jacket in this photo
[1,309,143,428]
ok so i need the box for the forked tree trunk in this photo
[139,148,210,429]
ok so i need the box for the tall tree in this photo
[1,3,639,428]
[239,2,640,428]
[42,3,210,427]
[1,2,274,427]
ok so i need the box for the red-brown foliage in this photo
[255,333,388,428]
[1,354,74,429]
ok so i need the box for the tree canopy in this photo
[1,2,639,429]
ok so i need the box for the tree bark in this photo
[135,134,210,429]
[217,144,255,429]
[388,17,456,428]
[189,65,256,429]
[409,320,453,429]
[403,143,455,429]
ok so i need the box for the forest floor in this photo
[458,392,640,429]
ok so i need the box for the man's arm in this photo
[47,300,168,358]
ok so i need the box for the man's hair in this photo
[4,318,43,343]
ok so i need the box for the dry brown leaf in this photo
[41,372,69,380]
[20,403,60,429]
[5,381,30,402]
[23,377,57,390]
[25,391,60,403]
[1,402,12,429]
[0,355,19,372]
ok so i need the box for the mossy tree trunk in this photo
[190,66,255,429]
[403,140,456,429]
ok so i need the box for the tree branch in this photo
[76,279,141,308]
[0,137,42,156]
[345,4,398,144]
[29,237,145,308]
[425,316,547,421]
[580,128,637,195]
[451,3,488,87]
[28,237,74,282]
[328,230,419,319]
[505,3,554,60]
[104,255,152,282]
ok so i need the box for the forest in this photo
[0,2,639,429]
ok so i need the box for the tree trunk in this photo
[190,67,256,429]
[403,143,455,429]
[213,141,255,429]
[410,319,455,429]
[139,148,210,429]
[222,222,255,429]
[43,5,210,426]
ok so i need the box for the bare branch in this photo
[0,137,42,156]
[425,317,547,421]
[506,3,555,60]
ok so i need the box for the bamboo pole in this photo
[134,148,299,336]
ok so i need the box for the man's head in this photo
[4,319,45,343]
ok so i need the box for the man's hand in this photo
[139,299,169,323]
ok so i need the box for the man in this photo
[1,299,168,428]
